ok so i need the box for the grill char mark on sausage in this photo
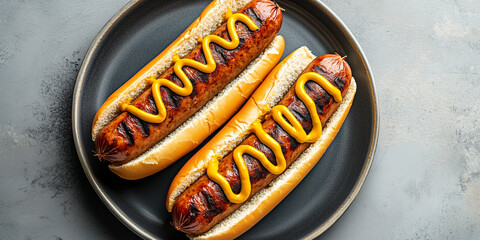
[117,122,134,145]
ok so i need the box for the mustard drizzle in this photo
[120,11,259,123]
[207,72,343,203]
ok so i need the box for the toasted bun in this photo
[109,36,284,179]
[92,0,256,141]
[91,0,285,179]
[166,47,357,239]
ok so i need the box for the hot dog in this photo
[166,47,357,239]
[92,0,284,179]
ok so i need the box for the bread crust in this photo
[91,0,284,179]
[166,47,357,239]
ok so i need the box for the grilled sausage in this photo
[171,54,352,235]
[94,0,283,164]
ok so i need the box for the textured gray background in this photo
[0,0,479,239]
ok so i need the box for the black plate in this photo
[72,0,378,239]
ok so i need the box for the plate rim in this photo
[72,0,157,238]
[300,1,379,238]
[71,0,379,239]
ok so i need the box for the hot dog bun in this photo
[92,0,257,140]
[167,47,357,239]
[92,0,285,179]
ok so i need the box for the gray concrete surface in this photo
[0,0,479,239]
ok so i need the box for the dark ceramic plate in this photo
[72,0,378,239]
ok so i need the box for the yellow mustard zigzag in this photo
[207,72,342,203]
[120,12,258,123]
